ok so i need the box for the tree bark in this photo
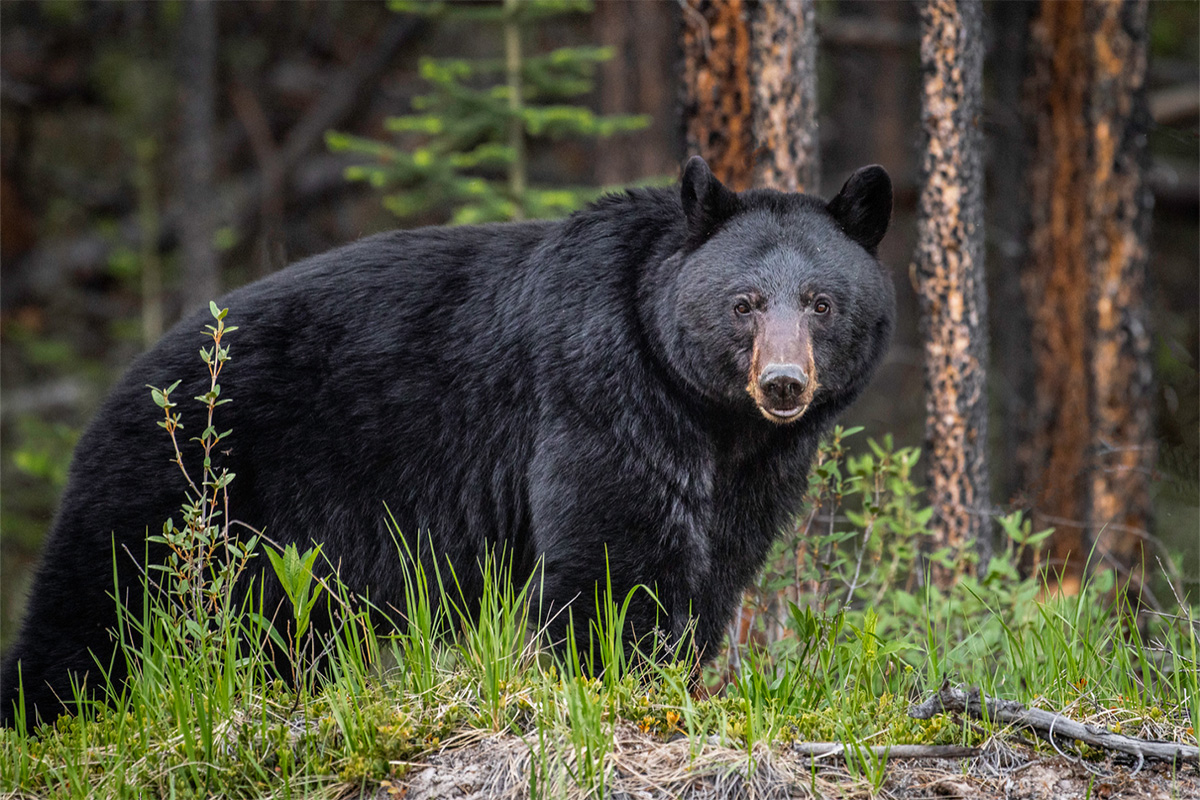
[913,0,990,586]
[681,0,819,193]
[594,1,677,185]
[1022,0,1093,590]
[1085,0,1154,588]
[177,0,220,315]
[748,0,819,193]
[1020,0,1155,590]
[987,0,1034,511]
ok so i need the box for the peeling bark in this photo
[1085,0,1154,587]
[913,0,990,585]
[1020,0,1154,589]
[682,0,754,189]
[681,0,819,192]
[748,0,819,193]
[1022,0,1093,587]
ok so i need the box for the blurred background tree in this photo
[1017,0,1158,595]
[327,0,649,223]
[1,0,1196,653]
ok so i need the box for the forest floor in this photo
[374,726,1199,800]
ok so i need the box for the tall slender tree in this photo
[1086,0,1154,589]
[913,0,990,587]
[1020,0,1154,591]
[176,0,220,314]
[1022,0,1094,589]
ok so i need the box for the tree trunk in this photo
[1085,0,1154,589]
[594,1,678,185]
[503,0,526,219]
[987,0,1034,511]
[1022,0,1093,590]
[748,0,819,193]
[913,0,990,586]
[177,0,220,315]
[1020,0,1154,591]
[681,0,819,193]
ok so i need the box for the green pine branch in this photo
[330,0,649,224]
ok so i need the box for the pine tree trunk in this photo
[177,0,220,315]
[1086,0,1154,588]
[748,0,819,193]
[681,0,819,192]
[913,0,990,587]
[1020,0,1154,591]
[1022,0,1093,590]
[988,0,1035,510]
[681,0,755,190]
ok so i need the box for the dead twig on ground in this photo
[909,680,1199,768]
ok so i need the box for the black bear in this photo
[1,157,894,729]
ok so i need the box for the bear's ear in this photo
[826,165,892,256]
[681,156,739,244]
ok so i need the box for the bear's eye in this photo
[734,300,753,316]
[813,298,831,315]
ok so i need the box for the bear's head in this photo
[656,156,895,425]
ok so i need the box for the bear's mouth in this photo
[757,402,809,424]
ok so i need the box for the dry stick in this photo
[909,681,1200,767]
[791,742,979,760]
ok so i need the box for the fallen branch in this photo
[791,742,979,760]
[909,680,1199,767]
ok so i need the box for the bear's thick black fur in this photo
[1,157,894,729]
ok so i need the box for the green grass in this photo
[2,532,1196,799]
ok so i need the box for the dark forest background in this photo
[1,0,1196,651]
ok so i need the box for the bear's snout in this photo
[746,312,819,423]
[758,364,808,414]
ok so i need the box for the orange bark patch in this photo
[1022,0,1092,581]
[682,0,754,189]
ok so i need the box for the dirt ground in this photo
[368,726,1200,800]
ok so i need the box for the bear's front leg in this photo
[526,420,714,667]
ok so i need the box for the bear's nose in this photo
[758,364,808,409]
